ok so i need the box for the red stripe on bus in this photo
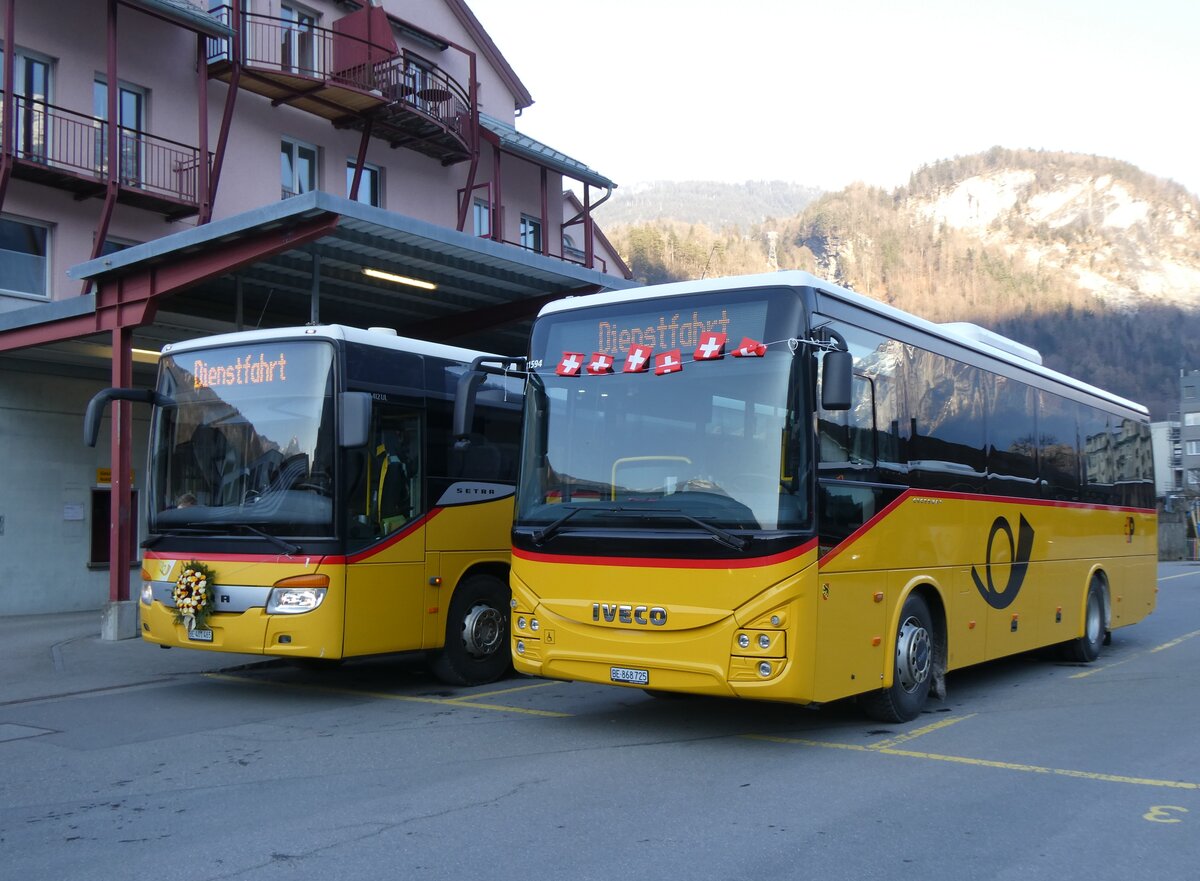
[818,488,1155,567]
[513,538,819,570]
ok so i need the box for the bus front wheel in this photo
[430,574,512,686]
[861,592,934,723]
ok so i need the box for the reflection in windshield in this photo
[149,341,335,536]
[517,353,807,532]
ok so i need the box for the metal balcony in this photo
[206,7,473,165]
[0,92,205,217]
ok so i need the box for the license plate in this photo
[188,629,213,642]
[610,666,649,685]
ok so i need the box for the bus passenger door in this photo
[344,407,426,656]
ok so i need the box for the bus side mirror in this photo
[83,388,170,447]
[821,350,853,411]
[452,370,488,447]
[339,392,372,448]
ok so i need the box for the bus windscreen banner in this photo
[541,299,771,366]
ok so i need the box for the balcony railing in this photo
[206,7,472,162]
[1,92,204,207]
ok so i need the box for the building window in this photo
[0,215,49,298]
[520,214,542,252]
[1187,440,1200,456]
[346,160,381,206]
[281,138,318,199]
[0,47,52,162]
[280,3,318,75]
[1186,413,1200,427]
[90,488,139,566]
[93,78,145,184]
[473,198,490,237]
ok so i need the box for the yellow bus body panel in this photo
[141,497,514,659]
[511,492,1157,706]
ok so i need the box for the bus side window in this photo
[818,375,874,468]
[1037,391,1079,500]
[346,406,422,543]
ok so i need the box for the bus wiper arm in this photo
[531,504,750,551]
[236,524,301,556]
[624,508,750,551]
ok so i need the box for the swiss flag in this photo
[693,331,727,361]
[623,345,653,373]
[556,352,585,376]
[731,337,768,357]
[654,349,683,375]
[587,353,614,374]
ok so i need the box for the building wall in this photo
[0,362,150,615]
[1183,369,1200,494]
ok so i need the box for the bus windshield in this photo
[148,340,336,536]
[517,289,809,532]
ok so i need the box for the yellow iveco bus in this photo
[86,325,521,685]
[480,270,1156,720]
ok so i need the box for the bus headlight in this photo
[267,574,329,614]
[141,582,154,606]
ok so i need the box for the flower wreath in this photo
[173,561,218,632]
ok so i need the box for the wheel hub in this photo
[896,615,931,693]
[461,603,504,659]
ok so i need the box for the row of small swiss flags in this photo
[556,332,768,377]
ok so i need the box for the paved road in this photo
[3,562,1198,880]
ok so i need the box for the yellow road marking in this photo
[1149,629,1200,654]
[444,680,560,702]
[1070,627,1200,679]
[869,714,974,749]
[745,734,1199,790]
[204,672,572,717]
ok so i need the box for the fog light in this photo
[758,661,772,677]
[758,634,771,649]
[738,633,750,649]
[516,639,526,655]
[517,616,527,630]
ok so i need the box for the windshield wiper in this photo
[623,508,750,551]
[531,504,616,545]
[236,524,301,556]
[142,527,220,548]
[530,504,749,551]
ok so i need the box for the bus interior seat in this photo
[451,433,502,481]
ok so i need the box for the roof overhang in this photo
[120,0,235,38]
[0,191,637,357]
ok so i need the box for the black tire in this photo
[861,592,934,723]
[1064,577,1105,663]
[430,574,512,686]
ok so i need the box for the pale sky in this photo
[467,0,1200,196]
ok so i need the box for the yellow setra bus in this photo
[489,270,1156,720]
[86,325,522,685]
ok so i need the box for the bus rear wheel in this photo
[1063,577,1105,663]
[861,592,934,723]
[430,574,512,686]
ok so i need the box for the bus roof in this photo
[536,270,1148,418]
[160,324,506,366]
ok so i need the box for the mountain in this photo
[603,150,1200,419]
[596,180,822,228]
